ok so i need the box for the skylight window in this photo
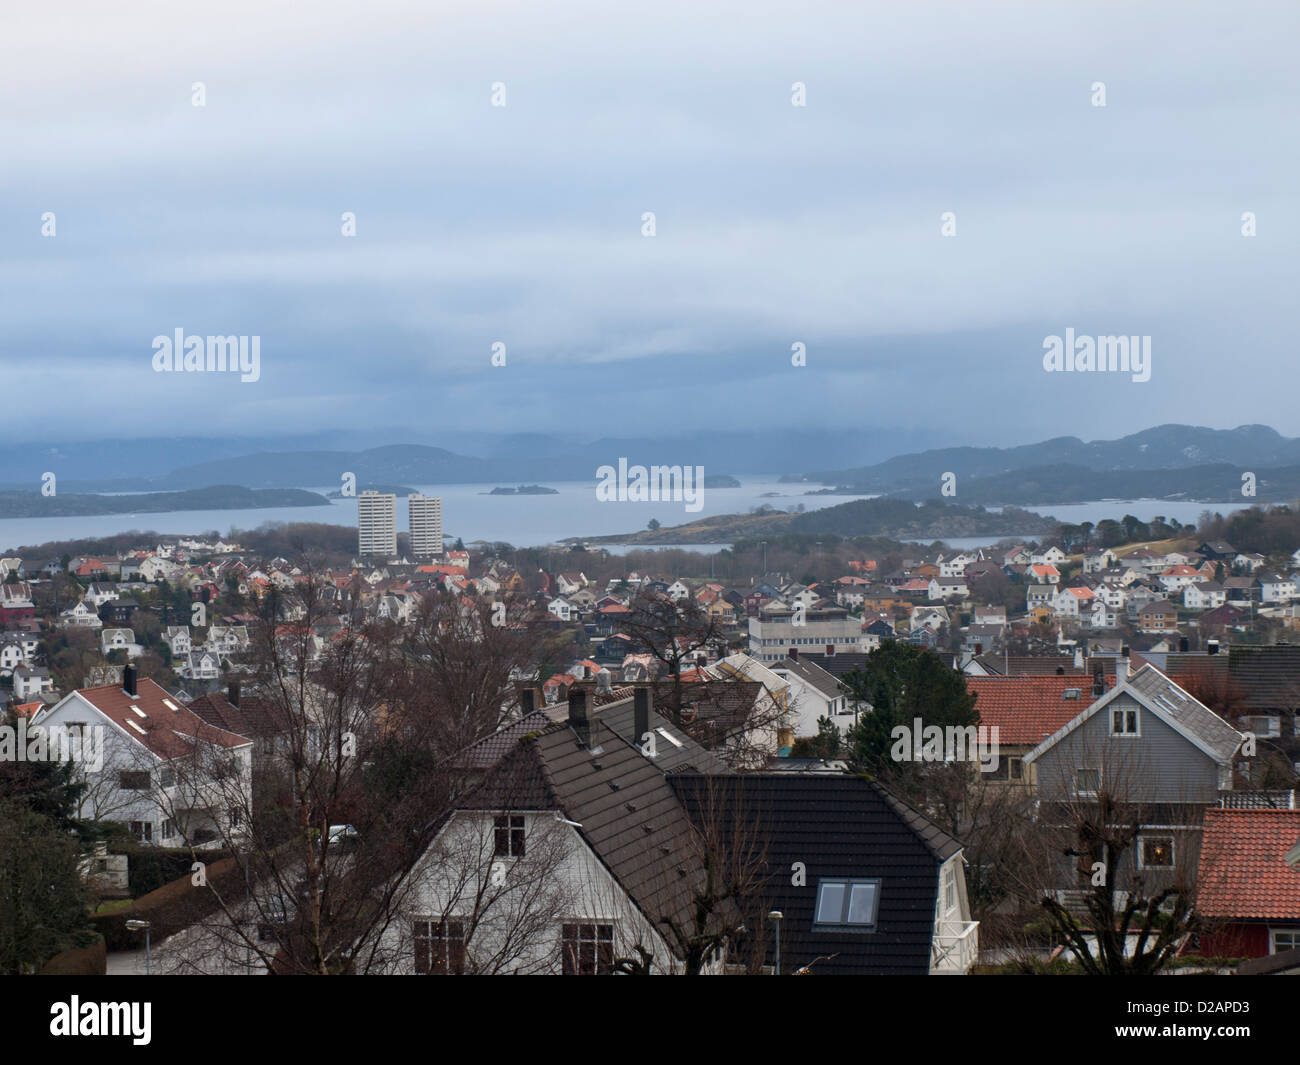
[814,878,881,930]
[162,699,180,711]
[128,720,146,735]
[655,727,684,748]
[130,705,147,718]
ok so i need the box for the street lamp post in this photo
[125,919,152,975]
[768,910,783,975]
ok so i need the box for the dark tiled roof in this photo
[534,720,708,949]
[185,690,288,739]
[451,710,553,770]
[1228,645,1300,710]
[670,775,959,975]
[776,657,846,700]
[798,652,872,679]
[590,695,728,773]
[973,654,1082,677]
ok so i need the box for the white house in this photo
[1184,581,1227,611]
[139,557,183,582]
[14,666,54,700]
[34,671,252,847]
[85,582,120,607]
[206,625,249,656]
[59,599,103,629]
[1082,548,1117,574]
[547,597,576,622]
[1259,573,1298,603]
[938,552,976,578]
[100,628,142,659]
[928,577,968,601]
[180,651,223,681]
[1030,547,1067,566]
[163,626,193,655]
[772,655,861,736]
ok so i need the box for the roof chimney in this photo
[520,687,535,715]
[1120,645,1131,679]
[568,688,590,746]
[1092,668,1105,697]
[634,687,652,751]
[1207,639,1220,655]
[789,646,798,661]
[1179,636,1190,653]
[123,664,137,698]
[974,643,983,656]
[227,681,240,708]
[1056,666,1064,675]
[825,644,835,656]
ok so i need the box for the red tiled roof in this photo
[74,678,250,759]
[1197,809,1300,920]
[966,674,1116,746]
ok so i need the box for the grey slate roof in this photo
[1126,664,1244,761]
[590,694,728,773]
[777,656,846,701]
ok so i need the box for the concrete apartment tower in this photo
[408,495,444,558]
[357,491,398,557]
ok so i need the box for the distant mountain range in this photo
[0,428,948,490]
[0,424,1296,508]
[794,424,1300,503]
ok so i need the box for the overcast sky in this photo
[2,0,1296,448]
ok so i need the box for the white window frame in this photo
[1136,834,1174,870]
[1076,767,1101,798]
[1269,928,1300,954]
[1110,706,1140,737]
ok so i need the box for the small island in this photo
[488,484,559,495]
[703,474,741,488]
[0,485,331,519]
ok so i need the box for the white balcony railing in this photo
[931,920,979,974]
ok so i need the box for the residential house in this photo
[1183,581,1227,611]
[180,651,223,681]
[1137,600,1179,634]
[163,626,194,656]
[33,670,252,847]
[59,599,103,629]
[13,665,54,700]
[1259,572,1298,604]
[966,673,1117,786]
[100,628,142,659]
[928,576,968,601]
[1193,808,1300,958]
[84,582,120,607]
[1023,663,1244,897]
[772,654,860,736]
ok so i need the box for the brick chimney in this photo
[123,664,137,698]
[227,681,240,708]
[788,646,798,661]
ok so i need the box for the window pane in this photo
[847,883,877,925]
[816,882,846,923]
